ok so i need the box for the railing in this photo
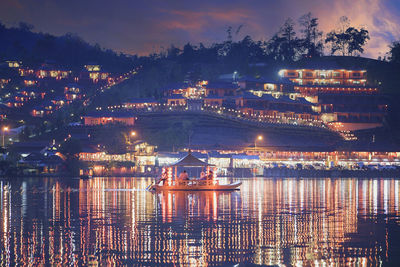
[164,179,218,186]
[103,104,331,130]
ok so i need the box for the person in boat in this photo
[207,170,214,180]
[200,171,206,180]
[158,170,167,185]
[178,170,189,181]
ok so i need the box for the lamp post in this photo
[128,131,136,144]
[2,126,9,148]
[255,135,263,150]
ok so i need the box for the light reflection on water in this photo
[1,177,400,266]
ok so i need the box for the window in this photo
[305,72,313,78]
[287,71,297,77]
[333,72,341,78]
[352,72,361,77]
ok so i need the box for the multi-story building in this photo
[278,65,387,130]
[278,67,378,96]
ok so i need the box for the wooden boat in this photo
[148,180,241,191]
[147,150,241,191]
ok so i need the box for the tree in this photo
[60,139,82,159]
[388,41,400,64]
[298,13,323,58]
[347,27,370,55]
[325,16,370,56]
[266,18,301,62]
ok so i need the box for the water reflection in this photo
[1,177,400,265]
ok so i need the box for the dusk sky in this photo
[1,0,400,58]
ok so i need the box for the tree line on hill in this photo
[0,22,135,73]
[93,13,380,106]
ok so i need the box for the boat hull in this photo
[148,181,241,191]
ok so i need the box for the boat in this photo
[147,151,241,191]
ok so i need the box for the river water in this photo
[1,177,400,266]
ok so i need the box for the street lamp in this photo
[255,135,263,150]
[2,126,9,148]
[128,131,136,144]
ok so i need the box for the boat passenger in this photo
[158,171,167,185]
[200,171,206,180]
[207,170,214,180]
[179,170,189,181]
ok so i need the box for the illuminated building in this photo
[5,60,21,68]
[84,64,101,72]
[318,93,388,131]
[23,78,37,86]
[204,82,239,97]
[35,64,71,79]
[0,78,10,89]
[83,111,136,126]
[279,68,368,87]
[81,64,109,83]
[203,95,224,107]
[278,66,386,130]
[64,83,84,100]
[234,92,319,120]
[20,87,46,99]
[166,94,187,106]
[123,98,158,109]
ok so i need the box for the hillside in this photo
[0,22,135,73]
[135,113,341,151]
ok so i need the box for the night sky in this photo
[1,0,400,58]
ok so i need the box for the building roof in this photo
[204,95,225,99]
[80,145,103,153]
[170,151,212,167]
[232,154,260,160]
[160,82,190,92]
[205,82,239,90]
[167,94,186,99]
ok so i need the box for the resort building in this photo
[279,68,367,87]
[166,94,187,106]
[6,60,22,68]
[80,64,109,83]
[83,111,136,126]
[203,95,225,107]
[64,83,84,100]
[123,98,158,109]
[204,82,239,97]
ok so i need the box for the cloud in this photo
[0,0,400,57]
